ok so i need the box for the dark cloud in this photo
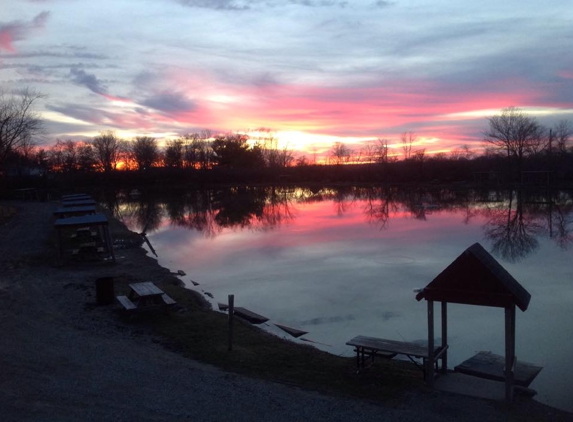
[374,0,393,7]
[46,103,152,131]
[288,0,348,7]
[141,92,196,113]
[0,11,50,52]
[47,103,108,125]
[43,120,95,142]
[176,0,356,10]
[1,49,108,60]
[177,0,249,10]
[69,66,108,95]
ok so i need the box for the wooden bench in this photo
[346,335,448,380]
[116,294,176,312]
[161,294,176,306]
[116,295,137,311]
[71,230,97,239]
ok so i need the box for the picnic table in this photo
[346,335,448,381]
[54,213,115,264]
[116,282,176,312]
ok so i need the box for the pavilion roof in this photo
[416,243,531,311]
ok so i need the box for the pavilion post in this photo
[441,301,448,373]
[427,300,435,386]
[505,304,516,402]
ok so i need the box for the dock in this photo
[233,307,269,324]
[454,351,543,387]
[274,324,308,338]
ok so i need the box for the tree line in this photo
[29,130,295,174]
[1,88,572,184]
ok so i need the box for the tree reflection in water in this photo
[114,186,573,262]
[482,189,573,262]
[483,190,541,262]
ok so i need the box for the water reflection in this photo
[482,190,573,262]
[115,186,573,262]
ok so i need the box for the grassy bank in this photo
[112,275,423,403]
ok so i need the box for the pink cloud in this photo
[208,79,537,139]
[0,11,49,53]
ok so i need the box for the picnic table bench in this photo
[54,205,96,218]
[62,199,97,207]
[61,194,93,201]
[346,335,448,381]
[116,282,176,313]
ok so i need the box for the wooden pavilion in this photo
[415,242,538,402]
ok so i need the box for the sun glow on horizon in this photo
[275,131,374,154]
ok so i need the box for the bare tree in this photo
[254,129,294,169]
[131,136,159,170]
[484,107,545,177]
[48,140,78,172]
[401,132,416,160]
[330,142,352,165]
[361,141,377,164]
[376,138,390,163]
[92,131,124,172]
[77,142,95,172]
[552,120,572,155]
[0,88,45,168]
[183,131,214,170]
[164,139,184,168]
[412,148,426,162]
[295,155,309,166]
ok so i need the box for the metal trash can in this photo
[95,277,115,305]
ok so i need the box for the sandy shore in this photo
[0,199,571,422]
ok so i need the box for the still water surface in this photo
[117,186,573,411]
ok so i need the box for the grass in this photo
[114,278,424,404]
[0,205,17,224]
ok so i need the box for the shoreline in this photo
[1,199,571,421]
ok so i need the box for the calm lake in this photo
[116,186,573,412]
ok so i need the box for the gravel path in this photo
[0,200,570,422]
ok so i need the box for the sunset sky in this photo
[1,0,572,158]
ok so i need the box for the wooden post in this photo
[228,294,234,351]
[103,226,116,263]
[441,301,448,374]
[56,229,63,265]
[505,305,516,402]
[427,300,435,386]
